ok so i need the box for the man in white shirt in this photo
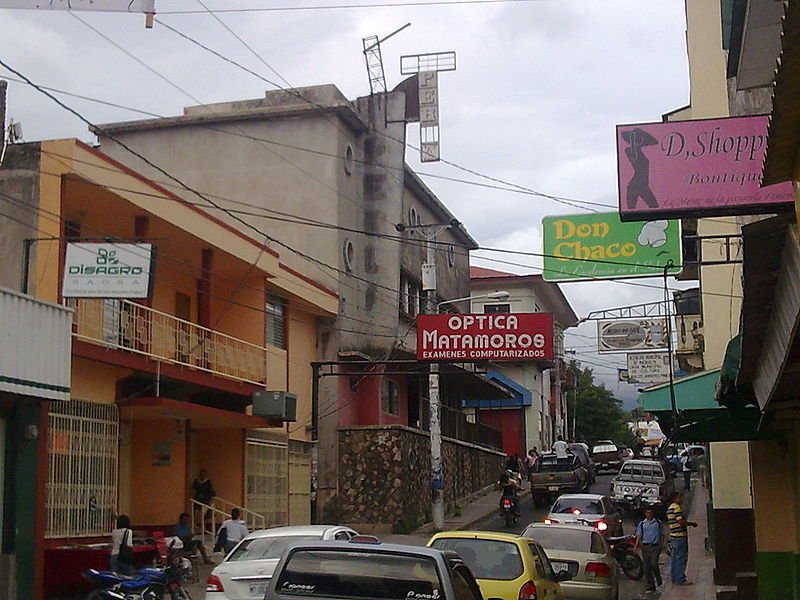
[219,508,249,554]
[553,435,569,459]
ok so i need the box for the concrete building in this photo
[0,138,335,598]
[640,2,795,598]
[90,82,507,530]
[468,266,578,455]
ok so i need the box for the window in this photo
[229,535,320,562]
[381,379,399,415]
[266,293,287,349]
[484,303,510,314]
[552,498,603,515]
[47,401,119,538]
[430,538,523,581]
[399,272,422,318]
[521,526,593,553]
[276,550,441,599]
[451,566,482,600]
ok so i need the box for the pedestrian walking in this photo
[110,514,135,575]
[635,507,664,591]
[666,491,698,586]
[680,453,693,491]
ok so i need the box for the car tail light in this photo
[206,574,225,593]
[543,518,558,524]
[595,520,608,532]
[502,498,513,508]
[519,580,537,600]
[586,562,612,578]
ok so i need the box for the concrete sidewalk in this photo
[656,483,715,600]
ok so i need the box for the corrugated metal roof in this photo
[0,287,72,401]
[763,0,800,185]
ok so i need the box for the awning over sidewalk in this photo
[118,396,281,429]
[461,370,531,409]
[639,369,721,413]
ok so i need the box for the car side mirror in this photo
[554,570,572,582]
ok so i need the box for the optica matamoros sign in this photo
[617,115,794,221]
[542,212,681,281]
[416,313,553,362]
[63,243,153,298]
[597,319,668,354]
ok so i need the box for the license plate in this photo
[250,582,269,596]
[548,485,559,491]
[550,561,569,573]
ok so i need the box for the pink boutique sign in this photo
[617,115,794,221]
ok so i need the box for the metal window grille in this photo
[381,379,399,415]
[266,294,287,349]
[46,401,119,538]
[245,439,288,527]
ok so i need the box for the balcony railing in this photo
[70,298,269,385]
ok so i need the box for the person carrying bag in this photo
[110,514,135,575]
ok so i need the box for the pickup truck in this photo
[529,452,589,508]
[610,458,674,514]
[591,442,623,473]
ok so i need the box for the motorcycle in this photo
[83,566,167,600]
[607,534,644,580]
[500,496,519,528]
[163,540,194,600]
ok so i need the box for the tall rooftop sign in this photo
[617,115,794,221]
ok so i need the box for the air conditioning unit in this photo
[252,390,297,422]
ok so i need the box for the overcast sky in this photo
[0,0,693,406]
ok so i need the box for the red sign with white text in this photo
[417,313,554,362]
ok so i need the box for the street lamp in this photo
[428,289,510,530]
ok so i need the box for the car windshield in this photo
[593,444,618,454]
[534,456,575,472]
[275,550,441,599]
[227,535,321,562]
[523,527,596,553]
[552,498,603,515]
[430,538,523,581]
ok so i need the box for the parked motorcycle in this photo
[83,566,167,600]
[606,534,644,580]
[164,540,194,600]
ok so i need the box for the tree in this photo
[569,362,634,446]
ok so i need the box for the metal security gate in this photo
[289,440,311,524]
[245,438,288,527]
[47,401,119,538]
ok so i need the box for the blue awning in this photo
[461,370,531,409]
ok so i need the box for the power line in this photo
[158,0,551,15]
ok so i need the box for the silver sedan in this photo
[523,523,619,600]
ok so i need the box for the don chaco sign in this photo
[416,313,554,362]
[617,115,794,221]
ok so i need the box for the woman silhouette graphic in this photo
[622,128,659,209]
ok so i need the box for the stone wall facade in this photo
[331,425,504,528]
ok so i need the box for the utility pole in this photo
[424,228,445,530]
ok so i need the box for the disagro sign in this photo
[617,115,794,220]
[542,212,681,281]
[63,242,153,298]
[416,313,553,362]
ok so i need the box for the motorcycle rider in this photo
[499,471,521,516]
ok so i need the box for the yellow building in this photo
[0,138,336,599]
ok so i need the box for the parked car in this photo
[522,523,619,600]
[544,493,624,537]
[618,446,634,462]
[428,531,570,600]
[610,458,675,514]
[266,538,485,600]
[591,442,623,473]
[666,444,705,473]
[529,452,590,507]
[205,525,358,599]
[568,443,596,484]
